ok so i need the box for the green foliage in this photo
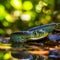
[0,0,58,37]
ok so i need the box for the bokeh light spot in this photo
[5,29,12,35]
[0,4,5,10]
[3,21,10,27]
[35,5,42,13]
[45,15,51,21]
[0,5,6,20]
[5,14,14,23]
[36,1,47,13]
[39,1,47,6]
[23,1,33,10]
[13,10,22,17]
[10,0,22,10]
[41,18,48,24]
[21,13,31,21]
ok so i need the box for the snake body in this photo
[1,23,60,50]
[10,23,60,43]
[9,23,60,51]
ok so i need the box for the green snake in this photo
[10,23,60,42]
[10,23,60,51]
[0,23,60,59]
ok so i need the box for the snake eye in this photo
[33,31,38,35]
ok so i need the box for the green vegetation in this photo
[0,0,59,36]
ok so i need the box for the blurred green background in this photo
[0,0,60,36]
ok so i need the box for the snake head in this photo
[10,31,32,43]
